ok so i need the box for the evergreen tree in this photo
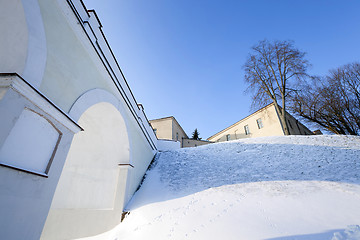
[191,128,201,140]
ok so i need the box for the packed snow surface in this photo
[83,135,360,240]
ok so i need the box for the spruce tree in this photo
[191,128,201,140]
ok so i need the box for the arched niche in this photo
[52,101,130,209]
[21,0,47,87]
[0,0,28,74]
[0,0,47,86]
[40,89,134,239]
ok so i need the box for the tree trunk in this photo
[274,101,290,135]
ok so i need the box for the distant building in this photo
[207,103,313,142]
[150,116,188,142]
[149,116,212,148]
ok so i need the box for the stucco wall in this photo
[0,0,28,74]
[150,118,173,140]
[149,117,188,144]
[208,105,284,142]
[0,75,81,240]
[38,0,116,112]
[36,1,157,239]
[41,102,133,239]
[172,120,188,142]
[157,139,181,151]
[182,139,213,148]
[1,1,157,239]
[208,105,313,142]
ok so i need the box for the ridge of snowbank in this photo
[132,135,360,206]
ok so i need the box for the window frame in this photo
[256,118,264,129]
[226,134,231,141]
[244,125,250,135]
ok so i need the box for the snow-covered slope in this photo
[84,135,360,240]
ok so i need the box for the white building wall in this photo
[157,139,181,151]
[0,75,82,240]
[0,1,157,239]
[0,0,28,75]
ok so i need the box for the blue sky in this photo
[83,0,360,139]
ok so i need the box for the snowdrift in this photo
[81,135,360,240]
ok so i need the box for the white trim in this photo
[68,88,133,164]
[0,74,81,133]
[0,162,48,178]
[69,88,127,122]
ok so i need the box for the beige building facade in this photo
[182,138,213,148]
[150,116,188,143]
[208,104,313,142]
[150,116,213,148]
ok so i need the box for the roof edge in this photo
[207,103,274,140]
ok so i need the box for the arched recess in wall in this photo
[0,0,47,86]
[51,89,131,210]
[0,0,28,74]
[20,0,47,87]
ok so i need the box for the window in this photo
[256,118,263,129]
[176,132,179,141]
[244,125,250,135]
[226,134,230,141]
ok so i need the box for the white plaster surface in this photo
[0,0,28,73]
[69,88,125,122]
[21,0,47,87]
[0,77,78,240]
[52,102,129,209]
[157,139,181,151]
[0,109,59,173]
[0,1,157,239]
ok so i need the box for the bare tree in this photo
[244,40,310,135]
[291,62,360,135]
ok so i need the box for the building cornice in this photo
[0,73,83,133]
